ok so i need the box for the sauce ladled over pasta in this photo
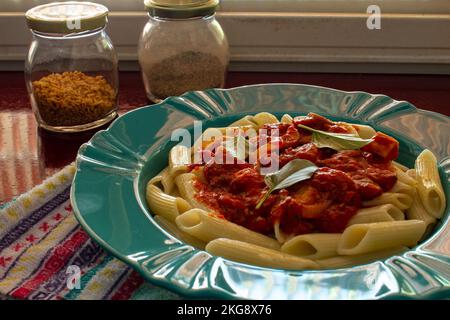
[191,113,400,237]
[147,111,443,270]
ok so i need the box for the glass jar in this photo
[25,1,119,133]
[138,0,229,103]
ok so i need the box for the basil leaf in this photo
[256,159,319,209]
[297,124,374,151]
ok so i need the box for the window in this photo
[1,0,450,73]
[2,1,449,13]
[221,0,450,14]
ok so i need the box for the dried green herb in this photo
[256,159,319,209]
[297,124,373,151]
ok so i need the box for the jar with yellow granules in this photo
[25,2,119,132]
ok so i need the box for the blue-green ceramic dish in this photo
[71,84,450,299]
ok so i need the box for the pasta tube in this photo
[206,238,318,270]
[281,233,342,260]
[148,173,163,185]
[154,215,206,250]
[281,114,293,124]
[337,220,426,255]
[160,167,175,194]
[252,112,279,128]
[196,125,256,138]
[229,115,258,128]
[406,190,437,237]
[390,181,415,197]
[146,183,191,222]
[317,246,407,269]
[191,127,223,159]
[274,221,291,244]
[347,204,404,226]
[393,161,410,173]
[406,168,416,178]
[169,145,191,176]
[175,173,211,211]
[415,149,446,218]
[363,192,413,210]
[175,209,280,250]
[352,123,376,139]
[395,166,417,186]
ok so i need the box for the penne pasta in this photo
[281,233,342,260]
[274,221,291,244]
[363,192,413,211]
[169,145,191,176]
[347,204,404,226]
[317,246,408,269]
[206,238,318,270]
[148,173,163,186]
[199,125,256,137]
[154,215,206,250]
[146,183,191,222]
[160,167,176,194]
[395,166,417,186]
[393,161,410,173]
[406,189,437,238]
[415,149,446,218]
[337,220,426,255]
[229,115,258,128]
[350,123,376,139]
[175,209,281,250]
[146,112,446,271]
[406,168,416,178]
[280,114,293,124]
[192,127,223,157]
[175,173,211,211]
[390,181,415,197]
[252,112,279,128]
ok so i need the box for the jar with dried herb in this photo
[138,0,229,103]
[25,2,119,132]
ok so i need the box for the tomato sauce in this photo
[191,113,399,237]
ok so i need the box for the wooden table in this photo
[1,71,449,205]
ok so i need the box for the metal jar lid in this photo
[144,0,219,19]
[25,1,109,34]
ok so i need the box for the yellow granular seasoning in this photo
[32,71,117,126]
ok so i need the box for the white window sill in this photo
[1,10,450,73]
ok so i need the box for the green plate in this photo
[71,84,450,299]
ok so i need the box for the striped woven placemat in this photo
[0,164,182,300]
